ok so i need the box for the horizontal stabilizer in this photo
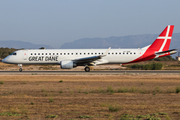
[155,49,177,55]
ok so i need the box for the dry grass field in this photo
[0,74,180,120]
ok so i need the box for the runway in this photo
[0,70,179,75]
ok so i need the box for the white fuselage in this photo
[3,49,145,65]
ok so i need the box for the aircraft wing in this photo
[73,55,101,63]
[72,47,111,65]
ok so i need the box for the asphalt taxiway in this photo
[0,70,179,75]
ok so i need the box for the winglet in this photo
[105,47,111,55]
[101,47,111,57]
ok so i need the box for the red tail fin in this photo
[148,25,174,52]
[125,25,175,64]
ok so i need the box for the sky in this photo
[0,0,180,48]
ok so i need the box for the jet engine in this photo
[60,61,77,69]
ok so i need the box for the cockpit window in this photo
[12,53,17,55]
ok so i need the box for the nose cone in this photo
[2,57,9,63]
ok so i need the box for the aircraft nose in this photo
[2,57,8,63]
[2,59,5,63]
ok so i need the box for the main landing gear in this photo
[84,66,90,72]
[18,64,23,72]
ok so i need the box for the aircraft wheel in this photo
[19,68,22,72]
[84,67,90,72]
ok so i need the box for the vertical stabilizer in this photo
[126,25,175,64]
[148,25,174,52]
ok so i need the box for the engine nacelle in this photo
[60,61,77,69]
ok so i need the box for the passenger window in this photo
[64,53,66,55]
[53,53,55,55]
[116,53,117,54]
[119,53,121,54]
[80,53,81,55]
[95,53,97,55]
[123,53,125,54]
[68,53,69,55]
[13,53,17,55]
[34,53,36,55]
[130,53,132,54]
[112,53,114,54]
[99,53,100,54]
[91,53,93,55]
[102,53,103,54]
[134,52,136,54]
[127,53,128,54]
[108,53,110,55]
[76,53,78,55]
[31,53,33,55]
[88,53,90,55]
[84,53,86,55]
[57,53,58,55]
[71,53,73,55]
[46,53,47,55]
[42,53,44,55]
[38,53,40,55]
[49,53,51,55]
[60,53,62,55]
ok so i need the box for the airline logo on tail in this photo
[149,25,174,52]
[127,25,176,63]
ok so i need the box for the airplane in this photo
[2,25,177,72]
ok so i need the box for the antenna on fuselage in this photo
[39,47,46,49]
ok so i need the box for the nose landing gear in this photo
[19,68,22,72]
[18,64,23,72]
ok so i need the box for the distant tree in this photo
[150,56,176,61]
[130,63,163,70]
[1,52,9,59]
[0,47,18,59]
[0,50,3,59]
